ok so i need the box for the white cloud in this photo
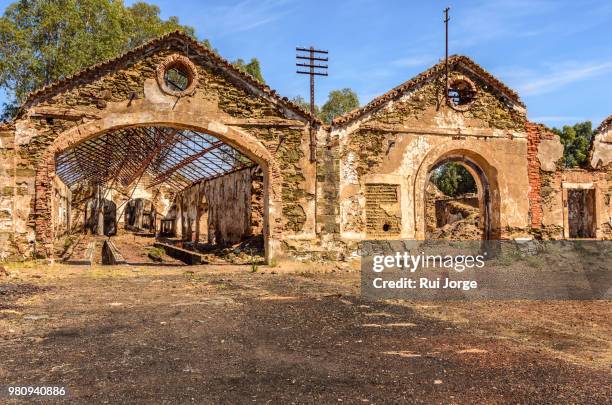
[449,0,556,49]
[207,0,294,36]
[517,61,612,96]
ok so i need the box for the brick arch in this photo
[414,145,501,240]
[35,110,283,261]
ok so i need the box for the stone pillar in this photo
[175,196,183,239]
[194,189,201,245]
[97,185,104,236]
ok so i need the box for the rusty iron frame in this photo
[55,126,256,192]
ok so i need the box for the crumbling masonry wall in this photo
[51,176,71,239]
[528,122,611,239]
[1,34,611,261]
[5,33,317,259]
[335,67,531,243]
[175,167,262,246]
[364,184,401,237]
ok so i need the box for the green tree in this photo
[431,163,476,197]
[290,95,320,116]
[551,121,593,168]
[319,88,359,124]
[232,58,264,83]
[0,0,198,118]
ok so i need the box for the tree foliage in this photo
[0,0,198,117]
[290,95,320,116]
[232,58,264,83]
[551,121,593,168]
[319,88,359,124]
[431,162,477,197]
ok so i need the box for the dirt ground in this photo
[0,261,610,404]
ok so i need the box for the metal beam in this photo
[121,128,180,187]
[148,141,225,187]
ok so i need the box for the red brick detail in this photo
[526,122,556,228]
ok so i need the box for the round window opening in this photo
[165,64,191,92]
[447,79,476,109]
[156,54,198,97]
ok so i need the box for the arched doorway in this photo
[415,148,500,240]
[85,198,117,236]
[425,158,488,239]
[124,198,156,233]
[36,111,283,262]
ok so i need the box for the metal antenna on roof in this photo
[444,7,450,102]
[296,46,328,162]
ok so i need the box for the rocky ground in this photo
[425,183,483,240]
[428,200,482,240]
[0,261,610,404]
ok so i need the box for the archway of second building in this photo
[414,148,500,240]
[38,111,283,264]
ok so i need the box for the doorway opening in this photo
[425,159,489,240]
[567,188,596,238]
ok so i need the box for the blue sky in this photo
[1,0,611,128]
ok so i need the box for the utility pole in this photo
[296,47,328,162]
[444,7,450,102]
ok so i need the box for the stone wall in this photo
[1,33,610,261]
[590,117,612,169]
[51,176,71,239]
[540,169,611,239]
[334,64,531,242]
[526,122,563,229]
[5,33,316,260]
[175,167,262,246]
[364,184,401,237]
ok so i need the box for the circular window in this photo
[156,54,198,97]
[447,77,476,110]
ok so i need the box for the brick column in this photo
[526,122,557,229]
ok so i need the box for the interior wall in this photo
[176,167,261,246]
[51,176,71,240]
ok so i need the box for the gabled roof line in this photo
[595,115,612,134]
[22,31,320,124]
[332,55,524,126]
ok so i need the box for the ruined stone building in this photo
[0,32,610,262]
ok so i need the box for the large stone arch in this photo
[413,145,501,240]
[34,109,283,262]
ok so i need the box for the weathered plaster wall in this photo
[334,69,530,242]
[176,167,261,246]
[0,123,17,260]
[7,35,316,259]
[0,123,36,260]
[540,170,611,239]
[51,176,71,239]
[590,120,612,169]
[527,121,611,240]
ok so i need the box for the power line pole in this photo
[444,7,450,102]
[296,46,328,162]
